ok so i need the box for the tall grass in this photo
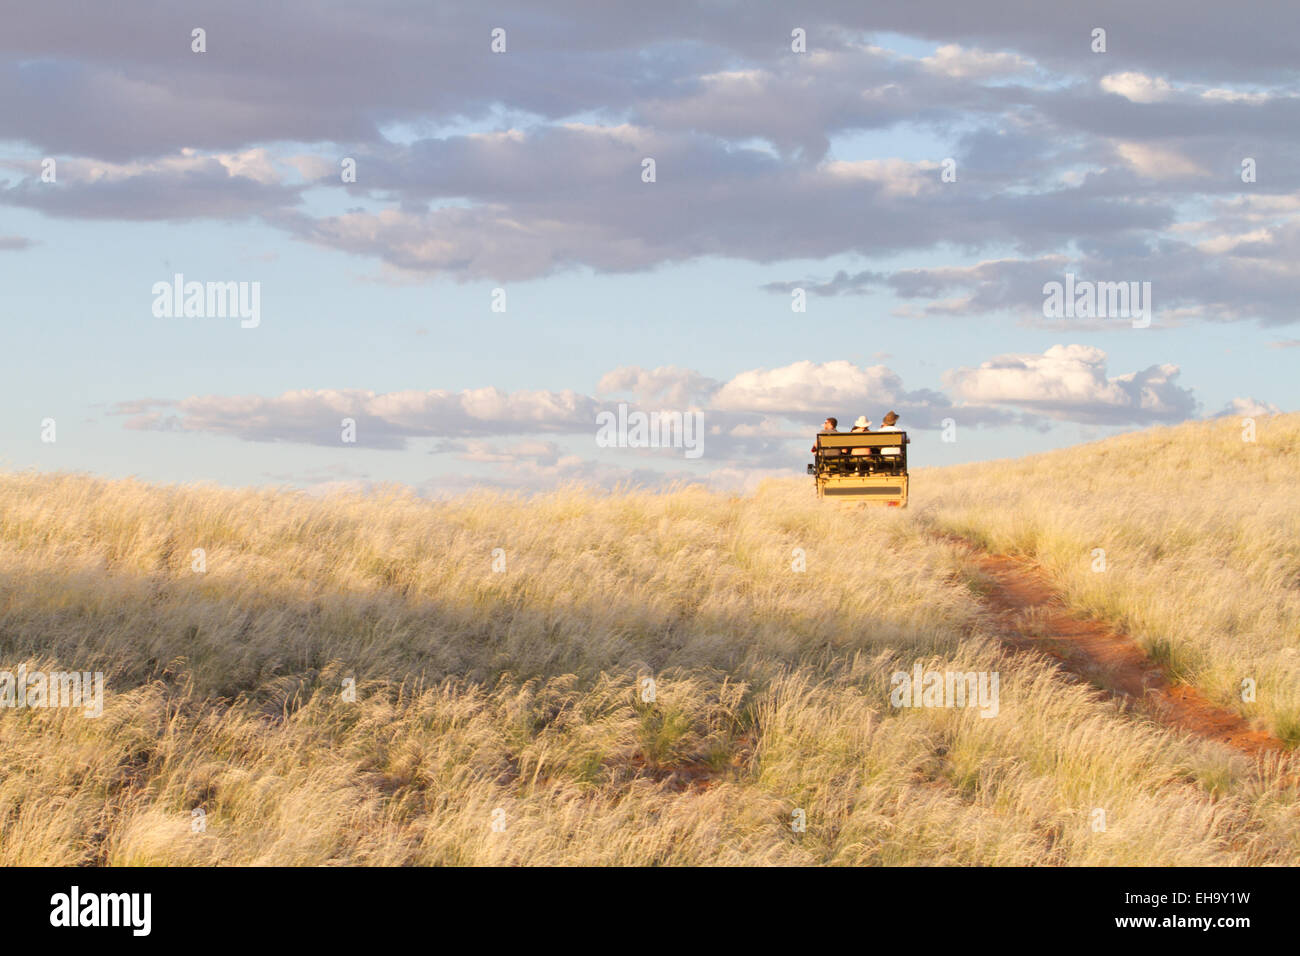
[0,446,1296,865]
[917,412,1300,745]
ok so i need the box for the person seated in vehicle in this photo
[848,417,873,457]
[877,410,908,471]
[811,417,839,454]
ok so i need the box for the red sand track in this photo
[948,537,1286,757]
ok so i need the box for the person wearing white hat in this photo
[848,416,874,464]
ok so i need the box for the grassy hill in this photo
[0,414,1297,865]
[920,412,1300,745]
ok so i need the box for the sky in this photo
[1,1,1297,496]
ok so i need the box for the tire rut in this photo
[942,533,1286,758]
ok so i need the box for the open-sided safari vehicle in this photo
[807,432,909,507]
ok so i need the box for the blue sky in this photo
[2,2,1297,494]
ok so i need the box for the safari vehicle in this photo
[807,432,909,507]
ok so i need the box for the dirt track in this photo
[946,535,1286,758]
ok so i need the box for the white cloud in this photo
[821,158,939,198]
[710,360,908,415]
[449,439,564,464]
[595,365,719,407]
[1219,397,1282,417]
[725,417,800,439]
[116,386,601,448]
[66,148,285,185]
[1200,88,1270,104]
[282,153,339,182]
[113,348,1204,487]
[921,44,1031,79]
[1195,228,1273,254]
[944,344,1197,424]
[1100,72,1174,103]
[1113,142,1206,179]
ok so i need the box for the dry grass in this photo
[917,412,1300,746]
[0,418,1297,865]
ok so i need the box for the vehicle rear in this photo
[808,432,909,507]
